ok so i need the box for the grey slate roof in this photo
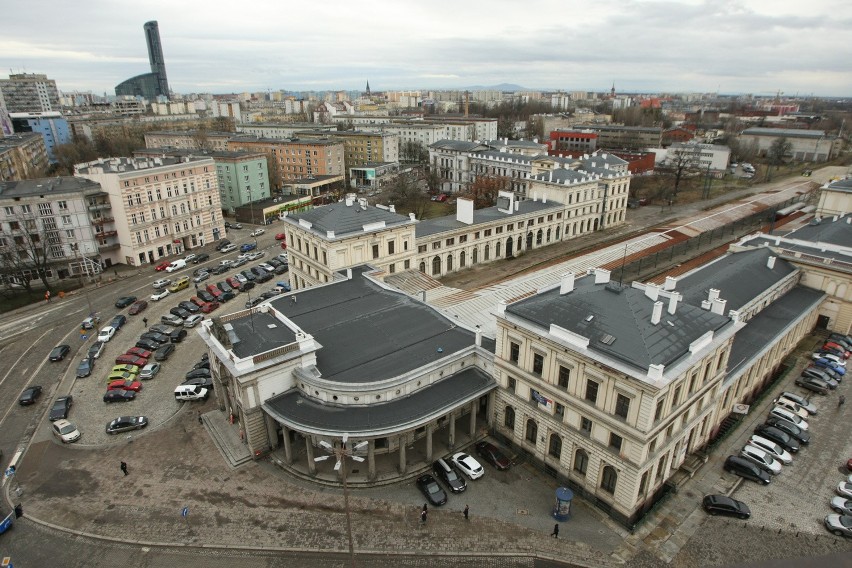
[263,367,494,435]
[530,169,596,184]
[770,214,852,249]
[268,266,477,384]
[672,248,797,312]
[746,235,852,265]
[0,176,101,198]
[826,178,852,192]
[286,201,411,238]
[485,139,547,150]
[429,140,488,152]
[470,150,533,164]
[506,276,731,372]
[226,310,298,359]
[415,199,563,238]
[726,286,824,379]
[741,127,827,139]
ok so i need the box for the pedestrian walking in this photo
[550,523,559,538]
[839,395,846,408]
[197,411,203,425]
[120,461,128,476]
[420,509,427,524]
[463,504,469,520]
[45,291,51,303]
[142,317,148,327]
[422,503,428,513]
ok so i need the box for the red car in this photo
[190,296,206,307]
[108,380,143,392]
[200,301,220,313]
[275,233,286,241]
[155,261,171,271]
[847,458,852,471]
[126,347,152,359]
[823,342,850,358]
[115,354,148,367]
[128,300,148,315]
[280,242,288,250]
[205,284,222,299]
[226,276,242,290]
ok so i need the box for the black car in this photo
[212,264,230,275]
[215,239,231,251]
[192,253,210,264]
[140,332,170,345]
[185,368,211,380]
[724,455,771,485]
[154,343,176,361]
[103,389,136,403]
[170,307,192,319]
[255,270,274,283]
[76,357,95,378]
[260,290,282,300]
[764,416,811,444]
[49,396,73,421]
[231,257,248,268]
[106,416,148,434]
[19,385,43,406]
[273,264,289,275]
[114,296,137,308]
[702,494,751,519]
[170,329,188,343]
[178,301,201,314]
[217,281,233,293]
[220,291,236,303]
[240,270,257,282]
[475,441,512,470]
[241,281,256,292]
[197,290,215,303]
[753,424,800,453]
[416,474,448,506]
[110,314,127,330]
[149,324,176,335]
[245,297,265,309]
[433,459,467,493]
[49,344,71,362]
[192,359,211,371]
[135,339,161,352]
[182,376,214,389]
[267,258,283,268]
[88,341,105,359]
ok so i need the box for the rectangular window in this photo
[388,241,395,255]
[555,403,564,418]
[654,400,665,422]
[509,342,520,364]
[609,432,623,452]
[672,385,682,407]
[585,379,599,404]
[615,393,630,420]
[418,244,427,253]
[404,259,410,269]
[459,235,467,243]
[580,416,592,436]
[446,237,454,246]
[372,244,379,259]
[557,365,570,389]
[648,437,657,455]
[532,353,544,375]
[507,377,516,393]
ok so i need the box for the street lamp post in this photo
[71,243,94,316]
[314,434,367,567]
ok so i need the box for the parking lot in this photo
[718,341,851,537]
[36,233,290,448]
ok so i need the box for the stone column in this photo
[426,423,434,462]
[266,414,279,449]
[469,400,478,438]
[448,413,456,449]
[306,435,316,475]
[368,439,376,481]
[282,425,293,464]
[398,436,407,474]
[486,392,495,426]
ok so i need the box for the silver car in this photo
[831,497,852,516]
[776,392,818,415]
[138,363,161,380]
[824,514,852,537]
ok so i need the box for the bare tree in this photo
[400,141,428,165]
[765,137,792,182]
[387,172,429,219]
[462,175,508,208]
[659,146,697,196]
[0,213,59,293]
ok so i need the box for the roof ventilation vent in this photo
[584,315,594,322]
[600,334,615,345]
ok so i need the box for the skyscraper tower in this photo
[144,21,170,98]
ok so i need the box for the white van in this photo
[166,259,187,273]
[174,384,209,401]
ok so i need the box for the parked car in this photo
[215,239,231,251]
[795,374,831,395]
[771,397,810,419]
[723,455,771,485]
[135,339,160,352]
[212,264,230,275]
[52,419,81,443]
[103,390,136,403]
[205,285,222,299]
[178,301,201,314]
[128,300,148,315]
[702,494,751,519]
[182,376,214,389]
[433,458,467,493]
[140,332,170,345]
[241,281,256,292]
[247,251,265,261]
[138,363,161,380]
[170,307,192,320]
[200,301,220,313]
[274,264,289,275]
[258,263,275,272]
[197,290,215,303]
[245,297,265,309]
[839,482,852,500]
[151,288,171,302]
[170,328,188,343]
[88,341,105,359]
[776,392,818,415]
[160,314,185,327]
[220,243,238,253]
[184,314,204,328]
[475,441,512,470]
[240,270,257,282]
[275,233,286,241]
[813,358,846,376]
[769,407,809,430]
[226,276,243,290]
[260,290,281,300]
[111,364,140,376]
[106,416,148,434]
[115,354,148,367]
[126,347,152,359]
[107,371,136,383]
[110,314,127,330]
[49,344,71,361]
[185,368,211,380]
[152,278,171,289]
[416,474,447,506]
[740,445,782,475]
[220,291,236,302]
[753,424,799,453]
[184,254,197,263]
[764,416,811,444]
[19,385,42,406]
[831,497,852,516]
[217,281,233,294]
[274,282,292,293]
[255,269,273,283]
[192,271,210,283]
[97,326,116,343]
[81,315,101,329]
[108,380,143,392]
[192,253,210,264]
[154,343,176,361]
[824,514,852,538]
[450,452,484,480]
[747,435,793,465]
[154,261,171,271]
[250,228,265,237]
[240,243,257,253]
[114,296,137,308]
[76,357,95,378]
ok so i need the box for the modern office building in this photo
[115,21,171,100]
[9,111,70,163]
[74,155,223,266]
[0,73,61,113]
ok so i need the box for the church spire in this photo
[365,80,371,96]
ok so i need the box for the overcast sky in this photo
[2,0,850,97]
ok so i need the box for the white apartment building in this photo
[664,142,731,175]
[75,156,224,267]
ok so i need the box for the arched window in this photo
[574,449,588,476]
[546,228,551,243]
[600,465,617,494]
[459,250,466,268]
[419,261,426,273]
[555,226,561,240]
[526,232,534,249]
[446,254,453,272]
[431,255,441,276]
[525,418,538,444]
[548,433,562,458]
[484,244,490,261]
[516,236,522,252]
[496,241,501,257]
[536,229,543,245]
[472,247,478,264]
[504,406,515,429]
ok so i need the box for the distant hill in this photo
[462,83,526,92]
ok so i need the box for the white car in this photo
[769,406,809,430]
[184,253,197,263]
[51,419,81,443]
[152,278,171,289]
[258,263,275,272]
[220,244,238,253]
[236,253,250,262]
[277,252,288,262]
[747,435,793,465]
[219,259,234,267]
[150,289,171,301]
[97,326,116,343]
[234,273,248,284]
[776,392,818,415]
[740,445,782,475]
[250,228,265,237]
[451,452,484,480]
[771,397,810,419]
[247,251,265,261]
[184,314,204,328]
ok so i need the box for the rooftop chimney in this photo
[651,301,664,325]
[475,325,482,347]
[346,268,353,280]
[767,256,776,269]
[388,204,396,213]
[708,288,720,302]
[667,292,681,315]
[710,298,727,315]
[644,283,660,301]
[497,300,507,315]
[456,197,474,225]
[594,268,611,284]
[409,212,416,221]
[663,276,677,291]
[560,272,575,295]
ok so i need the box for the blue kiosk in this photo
[552,486,574,521]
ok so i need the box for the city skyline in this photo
[1,0,850,98]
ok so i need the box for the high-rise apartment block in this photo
[0,73,60,113]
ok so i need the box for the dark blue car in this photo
[240,243,257,253]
